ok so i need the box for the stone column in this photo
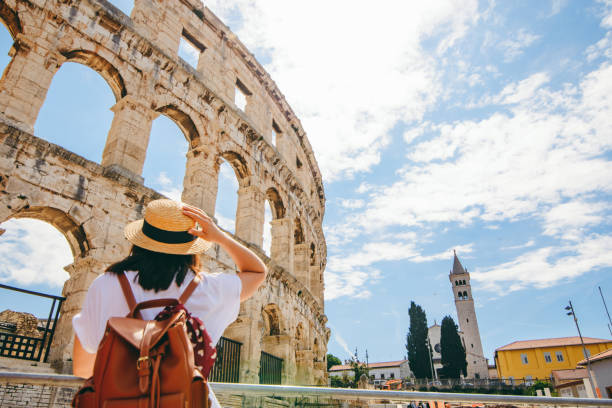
[182,146,219,216]
[295,350,314,385]
[270,217,294,273]
[101,95,158,181]
[293,243,309,288]
[0,35,65,133]
[48,257,105,372]
[310,265,324,306]
[235,182,264,247]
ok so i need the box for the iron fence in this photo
[0,283,64,362]
[260,351,283,384]
[209,336,241,383]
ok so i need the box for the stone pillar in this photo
[310,265,324,306]
[0,35,65,133]
[270,217,294,273]
[293,243,309,288]
[235,183,264,247]
[48,257,105,372]
[182,146,219,216]
[101,96,158,180]
[295,350,314,385]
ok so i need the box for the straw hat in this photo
[124,199,212,255]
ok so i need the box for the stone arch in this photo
[309,242,317,266]
[455,280,459,286]
[8,206,88,258]
[294,218,304,244]
[463,290,468,299]
[262,304,282,336]
[0,3,21,39]
[219,151,250,183]
[60,50,127,101]
[265,187,285,219]
[155,105,200,148]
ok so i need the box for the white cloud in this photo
[499,29,540,62]
[157,172,172,187]
[0,219,72,287]
[340,199,365,209]
[492,72,550,105]
[501,240,536,250]
[328,324,354,358]
[215,213,235,234]
[471,234,612,292]
[206,0,481,180]
[543,201,607,240]
[549,0,568,16]
[586,31,612,62]
[160,186,182,202]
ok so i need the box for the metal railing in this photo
[209,336,241,383]
[0,284,65,362]
[0,371,611,407]
[259,351,283,384]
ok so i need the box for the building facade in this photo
[495,337,612,383]
[578,347,612,398]
[0,0,328,385]
[329,360,411,386]
[449,252,489,379]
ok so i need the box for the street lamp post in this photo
[565,300,599,398]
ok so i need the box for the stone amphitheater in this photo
[0,0,329,386]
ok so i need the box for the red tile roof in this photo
[551,368,588,382]
[577,347,612,366]
[329,360,407,371]
[496,337,612,351]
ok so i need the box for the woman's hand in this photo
[182,204,227,244]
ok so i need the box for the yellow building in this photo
[495,337,612,382]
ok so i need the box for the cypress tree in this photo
[440,315,467,378]
[406,301,433,378]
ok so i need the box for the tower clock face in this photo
[434,343,441,353]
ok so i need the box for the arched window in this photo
[265,187,285,257]
[142,114,188,200]
[0,12,14,79]
[457,292,463,300]
[35,62,116,163]
[107,0,134,16]
[214,159,240,233]
[310,243,317,266]
[263,200,272,256]
[294,218,304,245]
[455,280,459,286]
[262,304,281,336]
[463,291,468,299]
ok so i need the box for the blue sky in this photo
[1,0,612,367]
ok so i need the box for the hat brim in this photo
[124,219,212,255]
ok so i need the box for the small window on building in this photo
[520,353,528,364]
[178,30,206,68]
[390,373,395,379]
[296,156,303,169]
[471,343,474,348]
[235,78,251,111]
[475,373,480,379]
[525,375,533,386]
[544,352,552,363]
[455,280,459,286]
[272,120,281,146]
[466,318,469,323]
[381,373,385,379]
[556,351,564,362]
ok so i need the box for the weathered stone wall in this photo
[0,0,328,385]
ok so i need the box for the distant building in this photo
[495,337,612,383]
[551,368,589,398]
[448,251,489,379]
[578,347,612,398]
[329,360,411,386]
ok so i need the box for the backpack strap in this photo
[118,272,142,319]
[179,273,201,304]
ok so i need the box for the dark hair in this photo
[106,245,201,292]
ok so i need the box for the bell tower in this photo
[449,251,489,379]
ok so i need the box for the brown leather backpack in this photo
[72,273,209,408]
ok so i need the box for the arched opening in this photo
[309,243,317,266]
[294,218,304,245]
[457,292,463,300]
[262,304,281,336]
[35,62,116,163]
[142,114,189,200]
[455,280,459,286]
[0,5,18,79]
[214,158,240,233]
[263,201,272,256]
[295,322,306,351]
[0,217,73,356]
[463,291,468,299]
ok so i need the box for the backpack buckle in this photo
[136,356,150,370]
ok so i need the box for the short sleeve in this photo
[208,273,242,330]
[72,274,108,353]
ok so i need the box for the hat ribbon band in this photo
[142,220,196,244]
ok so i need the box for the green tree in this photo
[327,353,342,371]
[348,350,369,388]
[406,301,433,378]
[440,315,467,378]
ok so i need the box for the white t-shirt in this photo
[72,269,242,408]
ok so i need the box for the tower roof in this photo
[451,250,466,275]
